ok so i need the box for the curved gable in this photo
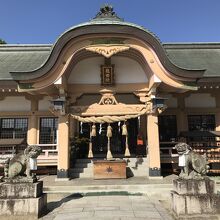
[8,6,206,92]
[11,21,204,82]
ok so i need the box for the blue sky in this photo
[1,0,220,44]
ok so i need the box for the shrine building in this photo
[0,6,220,179]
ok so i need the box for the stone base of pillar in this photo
[171,178,220,218]
[57,169,69,179]
[0,181,47,219]
[149,167,161,176]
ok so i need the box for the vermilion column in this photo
[147,113,161,176]
[57,115,70,179]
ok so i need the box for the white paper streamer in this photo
[138,116,141,130]
[99,123,102,134]
[80,122,83,134]
[118,121,121,133]
[29,158,37,170]
[178,154,186,166]
[178,149,190,167]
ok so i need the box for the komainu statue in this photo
[175,142,209,179]
[2,145,42,183]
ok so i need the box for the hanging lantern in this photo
[152,97,167,113]
[51,97,66,115]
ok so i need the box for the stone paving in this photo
[40,194,174,220]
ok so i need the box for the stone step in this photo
[71,157,149,178]
[70,165,148,173]
[128,171,149,177]
[70,167,93,173]
[70,172,93,178]
[43,183,173,200]
[69,169,148,178]
[126,162,148,167]
[73,159,148,166]
[72,164,148,170]
[73,163,93,168]
[71,173,149,178]
[75,159,92,163]
[75,157,148,163]
[70,163,147,172]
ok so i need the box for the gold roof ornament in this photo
[85,44,130,58]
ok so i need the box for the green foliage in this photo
[70,136,89,148]
[70,136,90,159]
[0,39,6,44]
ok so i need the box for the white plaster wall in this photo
[39,96,51,111]
[185,93,216,108]
[68,56,148,84]
[111,57,148,83]
[0,96,31,111]
[163,94,178,108]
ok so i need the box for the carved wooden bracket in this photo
[133,90,150,103]
[68,93,83,105]
[85,44,130,58]
[99,91,118,105]
[70,90,148,116]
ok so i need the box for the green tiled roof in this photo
[1,43,220,80]
[0,45,51,80]
[164,43,220,78]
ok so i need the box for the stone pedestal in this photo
[0,181,47,219]
[171,178,220,218]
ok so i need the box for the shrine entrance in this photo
[78,118,143,158]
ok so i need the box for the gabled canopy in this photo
[8,6,205,91]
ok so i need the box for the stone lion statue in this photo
[175,142,209,179]
[3,145,42,182]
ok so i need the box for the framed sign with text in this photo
[100,65,115,85]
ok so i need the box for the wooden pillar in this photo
[57,115,70,179]
[27,99,38,145]
[216,113,220,131]
[147,113,161,176]
[140,115,147,142]
[215,94,220,131]
[69,118,77,139]
[177,111,188,134]
[176,95,188,134]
